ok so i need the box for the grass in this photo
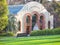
[0,35,60,45]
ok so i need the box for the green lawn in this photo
[0,35,60,45]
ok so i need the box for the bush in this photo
[6,32,14,36]
[0,32,14,37]
[30,28,60,36]
[53,28,60,35]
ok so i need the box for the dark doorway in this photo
[32,14,37,30]
[26,26,30,35]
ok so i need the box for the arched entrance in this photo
[26,16,31,34]
[32,14,37,30]
[40,15,45,30]
[24,13,32,34]
[32,13,39,30]
[32,11,40,30]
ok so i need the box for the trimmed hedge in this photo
[30,28,60,36]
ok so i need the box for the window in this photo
[40,16,44,30]
[48,21,50,29]
[40,16,43,24]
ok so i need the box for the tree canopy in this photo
[0,0,8,31]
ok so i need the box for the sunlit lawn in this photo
[0,35,60,45]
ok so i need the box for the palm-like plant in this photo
[8,15,18,33]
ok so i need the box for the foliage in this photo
[6,32,14,36]
[30,28,60,36]
[52,1,60,16]
[0,15,8,31]
[0,32,14,37]
[0,0,8,31]
[51,1,60,27]
[8,15,18,33]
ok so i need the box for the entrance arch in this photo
[24,13,32,34]
[32,14,37,30]
[32,11,40,30]
[26,16,31,34]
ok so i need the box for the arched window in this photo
[40,16,44,30]
[48,21,50,29]
[40,16,43,22]
[18,21,21,31]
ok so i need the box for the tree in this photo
[0,0,8,31]
[53,1,60,16]
[51,1,60,27]
[42,1,60,28]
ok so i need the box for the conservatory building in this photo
[8,1,53,34]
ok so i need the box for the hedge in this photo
[30,28,60,36]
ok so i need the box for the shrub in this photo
[6,32,14,36]
[53,28,60,35]
[0,32,14,37]
[30,28,60,36]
